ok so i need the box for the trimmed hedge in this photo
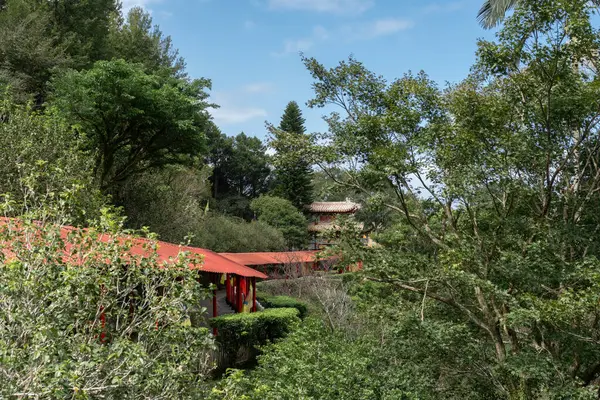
[210,308,300,361]
[257,294,309,319]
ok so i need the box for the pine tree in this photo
[272,101,313,210]
[279,101,306,135]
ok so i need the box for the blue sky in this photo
[122,0,496,140]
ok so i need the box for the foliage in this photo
[0,101,105,223]
[46,0,118,68]
[477,0,518,28]
[210,318,419,400]
[477,0,600,29]
[0,208,214,398]
[205,126,272,218]
[192,213,287,253]
[0,1,179,104]
[256,295,308,319]
[250,195,307,249]
[120,177,287,250]
[0,0,69,103]
[269,101,313,209]
[279,100,306,135]
[209,308,300,362]
[50,59,212,190]
[116,164,212,243]
[288,0,600,397]
[311,169,354,201]
[109,7,185,78]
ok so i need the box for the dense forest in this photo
[2,0,600,398]
[0,0,315,253]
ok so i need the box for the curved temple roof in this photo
[306,201,361,213]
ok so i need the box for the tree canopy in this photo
[269,101,313,210]
[258,0,600,396]
[250,195,308,249]
[50,59,212,190]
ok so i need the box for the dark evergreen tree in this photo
[272,101,313,210]
[279,101,306,135]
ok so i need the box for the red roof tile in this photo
[0,217,267,279]
[219,251,324,266]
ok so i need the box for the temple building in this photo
[306,200,370,250]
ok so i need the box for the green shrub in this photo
[257,294,308,319]
[209,308,300,361]
[0,212,215,398]
[210,318,421,400]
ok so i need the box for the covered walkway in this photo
[0,217,268,335]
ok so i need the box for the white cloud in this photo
[244,20,256,29]
[268,0,373,15]
[211,107,268,125]
[336,18,414,41]
[272,25,329,56]
[271,18,411,56]
[243,82,275,93]
[210,90,268,125]
[365,18,414,38]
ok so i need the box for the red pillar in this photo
[225,273,229,303]
[252,277,257,312]
[212,274,218,336]
[236,276,242,312]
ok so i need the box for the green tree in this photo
[117,164,212,242]
[279,100,305,135]
[294,0,600,396]
[109,6,185,78]
[0,0,119,103]
[270,101,313,210]
[477,0,518,28]
[477,0,600,28]
[205,129,272,219]
[0,101,105,223]
[230,133,272,199]
[211,319,418,400]
[193,213,286,252]
[0,0,67,103]
[50,59,212,190]
[0,204,214,398]
[250,195,308,249]
[205,122,235,199]
[47,0,118,67]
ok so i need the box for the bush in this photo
[257,294,308,319]
[0,102,105,224]
[0,212,215,398]
[209,308,300,361]
[209,318,420,400]
[250,195,308,249]
[194,214,287,252]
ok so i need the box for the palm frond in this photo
[477,0,519,29]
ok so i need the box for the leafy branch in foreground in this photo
[290,0,600,397]
[0,209,214,398]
